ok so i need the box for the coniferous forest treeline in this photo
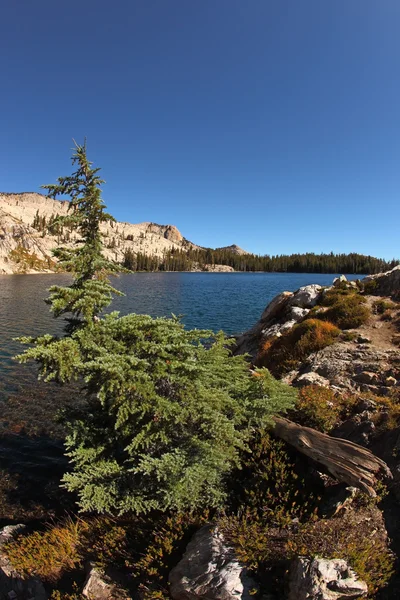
[123,246,398,275]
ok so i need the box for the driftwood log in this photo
[273,417,392,497]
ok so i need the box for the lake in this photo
[0,271,363,402]
[0,271,363,514]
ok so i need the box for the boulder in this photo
[287,306,310,322]
[279,319,297,333]
[260,291,293,322]
[287,557,368,600]
[82,564,129,599]
[289,285,322,309]
[333,275,348,286]
[294,372,331,388]
[169,525,256,600]
[363,265,400,297]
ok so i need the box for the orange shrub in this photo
[256,320,340,377]
[293,385,357,433]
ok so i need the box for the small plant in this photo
[372,299,397,315]
[256,319,340,377]
[286,510,395,595]
[293,385,357,433]
[5,517,87,582]
[319,289,370,329]
[9,245,55,272]
[363,279,378,294]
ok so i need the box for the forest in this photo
[123,246,398,274]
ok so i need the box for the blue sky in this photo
[1,1,399,259]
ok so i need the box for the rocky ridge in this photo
[0,193,241,274]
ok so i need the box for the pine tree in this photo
[16,142,296,515]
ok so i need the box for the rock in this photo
[169,524,257,600]
[287,306,310,322]
[260,291,293,323]
[289,285,322,309]
[354,371,380,385]
[363,265,400,297]
[318,484,358,518]
[294,372,331,388]
[355,398,377,413]
[280,319,297,333]
[357,335,371,344]
[83,564,128,599]
[0,525,47,600]
[287,557,368,600]
[333,275,348,286]
[385,376,397,387]
[261,324,282,339]
[332,414,376,446]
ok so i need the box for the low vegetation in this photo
[256,319,340,377]
[318,288,370,329]
[292,385,357,433]
[9,244,55,272]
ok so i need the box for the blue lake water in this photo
[0,271,362,402]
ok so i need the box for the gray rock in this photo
[288,557,368,600]
[260,291,293,323]
[363,265,400,297]
[333,275,348,286]
[287,306,310,322]
[354,371,380,385]
[279,319,297,333]
[295,372,331,388]
[357,335,371,344]
[169,525,257,600]
[261,324,282,339]
[83,564,128,599]
[289,285,322,309]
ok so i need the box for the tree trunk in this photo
[272,416,392,497]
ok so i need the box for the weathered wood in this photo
[273,416,392,497]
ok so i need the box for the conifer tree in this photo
[16,142,296,515]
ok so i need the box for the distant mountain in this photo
[0,192,206,273]
[214,244,249,256]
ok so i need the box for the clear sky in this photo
[1,1,399,259]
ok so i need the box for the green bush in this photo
[319,289,370,329]
[372,299,397,314]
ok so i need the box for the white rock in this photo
[333,275,348,286]
[261,324,282,339]
[169,525,257,600]
[83,564,128,599]
[295,372,331,388]
[280,319,297,332]
[287,307,310,322]
[288,557,368,600]
[289,285,322,309]
[260,291,293,323]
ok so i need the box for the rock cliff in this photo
[0,192,212,274]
